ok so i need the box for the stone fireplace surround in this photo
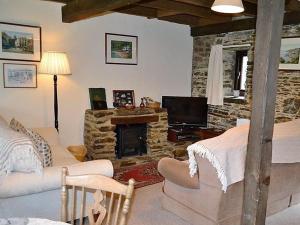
[84,108,189,165]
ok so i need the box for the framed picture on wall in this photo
[3,63,37,88]
[105,33,138,65]
[113,90,135,108]
[279,37,300,70]
[0,22,42,62]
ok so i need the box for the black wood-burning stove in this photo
[115,124,147,159]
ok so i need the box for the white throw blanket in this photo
[0,125,42,176]
[188,119,300,192]
[206,44,224,105]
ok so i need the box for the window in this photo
[234,50,248,96]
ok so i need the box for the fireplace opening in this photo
[115,124,147,159]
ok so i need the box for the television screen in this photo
[162,96,208,127]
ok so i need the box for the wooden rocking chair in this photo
[61,167,135,225]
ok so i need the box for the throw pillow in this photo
[10,118,27,133]
[25,128,53,167]
[10,118,53,167]
[0,125,42,175]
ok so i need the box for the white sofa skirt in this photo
[0,188,96,220]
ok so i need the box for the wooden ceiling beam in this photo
[158,14,217,26]
[173,0,214,8]
[117,4,224,26]
[243,0,257,4]
[157,10,180,18]
[61,0,146,23]
[140,0,232,22]
[191,17,256,36]
[243,0,300,11]
[241,1,257,16]
[159,14,202,26]
[191,10,300,36]
[285,0,300,11]
[174,0,257,16]
[117,5,158,18]
[39,0,70,3]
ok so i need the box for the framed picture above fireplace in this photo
[105,33,138,65]
[113,90,135,108]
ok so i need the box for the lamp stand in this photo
[53,75,59,132]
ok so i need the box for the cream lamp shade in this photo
[211,0,244,13]
[39,51,71,132]
[39,51,71,75]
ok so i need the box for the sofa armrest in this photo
[158,158,199,189]
[0,160,113,198]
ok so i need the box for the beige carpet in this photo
[128,182,300,225]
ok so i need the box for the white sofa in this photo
[0,127,114,220]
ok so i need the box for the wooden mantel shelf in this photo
[111,114,159,125]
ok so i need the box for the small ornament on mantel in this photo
[140,98,145,108]
[143,97,161,109]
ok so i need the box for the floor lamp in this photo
[40,52,71,132]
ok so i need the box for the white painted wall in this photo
[0,0,193,146]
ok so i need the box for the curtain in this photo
[206,44,224,105]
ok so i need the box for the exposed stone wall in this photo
[84,110,116,160]
[84,109,175,161]
[192,26,300,130]
[147,111,173,157]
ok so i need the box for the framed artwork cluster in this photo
[1,22,41,88]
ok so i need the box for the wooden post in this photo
[242,0,285,225]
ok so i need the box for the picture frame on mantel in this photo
[89,88,108,110]
[105,33,138,65]
[0,22,42,62]
[279,37,300,70]
[113,90,135,108]
[3,63,37,88]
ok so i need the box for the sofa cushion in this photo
[10,119,53,168]
[0,124,42,175]
[25,129,53,167]
[30,128,77,166]
[9,118,27,133]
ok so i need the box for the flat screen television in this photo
[162,96,208,127]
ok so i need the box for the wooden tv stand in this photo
[167,127,224,143]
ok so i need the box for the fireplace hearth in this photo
[115,124,147,159]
